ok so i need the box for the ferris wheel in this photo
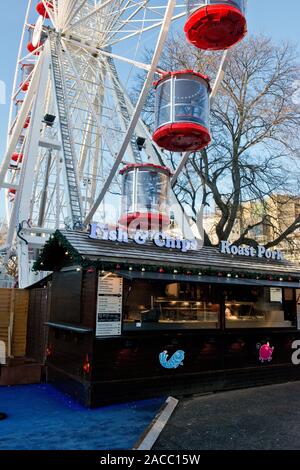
[0,0,247,287]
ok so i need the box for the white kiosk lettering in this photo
[292,340,300,365]
[220,240,283,261]
[89,223,198,253]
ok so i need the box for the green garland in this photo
[33,230,83,272]
[33,230,300,283]
[95,261,299,282]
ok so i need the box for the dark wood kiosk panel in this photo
[30,229,300,407]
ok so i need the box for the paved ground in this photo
[154,381,300,450]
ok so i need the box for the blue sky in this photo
[0,0,299,217]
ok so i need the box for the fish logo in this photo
[159,350,185,369]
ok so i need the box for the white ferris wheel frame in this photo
[0,0,231,287]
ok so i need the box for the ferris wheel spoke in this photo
[62,0,184,50]
[104,9,185,48]
[51,0,60,25]
[105,1,150,36]
[104,50,163,73]
[19,38,44,64]
[78,95,104,190]
[40,0,57,29]
[104,2,185,46]
[84,0,176,225]
[62,40,119,168]
[63,0,121,34]
[104,2,166,45]
[78,115,93,179]
[63,14,177,75]
[56,0,77,29]
[61,0,87,30]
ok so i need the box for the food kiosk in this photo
[30,228,300,407]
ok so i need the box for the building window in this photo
[123,281,220,330]
[224,285,296,328]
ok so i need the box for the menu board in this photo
[96,275,123,337]
[270,287,282,303]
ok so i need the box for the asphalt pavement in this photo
[154,381,300,450]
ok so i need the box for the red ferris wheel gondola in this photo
[20,81,30,92]
[8,188,16,200]
[184,0,247,51]
[27,41,42,56]
[153,70,211,152]
[27,19,47,55]
[23,117,31,129]
[36,1,53,19]
[11,153,24,163]
[119,164,171,231]
[20,64,35,92]
[15,99,24,118]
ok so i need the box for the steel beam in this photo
[84,0,176,225]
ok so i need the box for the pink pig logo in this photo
[258,342,274,363]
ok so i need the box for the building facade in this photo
[203,195,300,262]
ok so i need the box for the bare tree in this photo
[133,35,300,248]
[0,220,17,279]
[0,219,6,246]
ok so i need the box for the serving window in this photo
[123,280,220,330]
[122,278,297,332]
[224,285,296,329]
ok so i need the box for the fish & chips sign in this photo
[89,223,198,253]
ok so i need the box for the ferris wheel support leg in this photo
[0,57,44,189]
[16,46,50,288]
[38,150,52,227]
[106,63,142,165]
[78,115,93,179]
[91,95,104,199]
[49,35,84,226]
[171,152,192,187]
[17,46,51,225]
[1,55,47,264]
[17,241,30,289]
[55,152,61,229]
[210,49,232,102]
[84,0,176,226]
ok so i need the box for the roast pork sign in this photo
[220,241,283,261]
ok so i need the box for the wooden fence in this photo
[26,288,50,364]
[0,288,29,359]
